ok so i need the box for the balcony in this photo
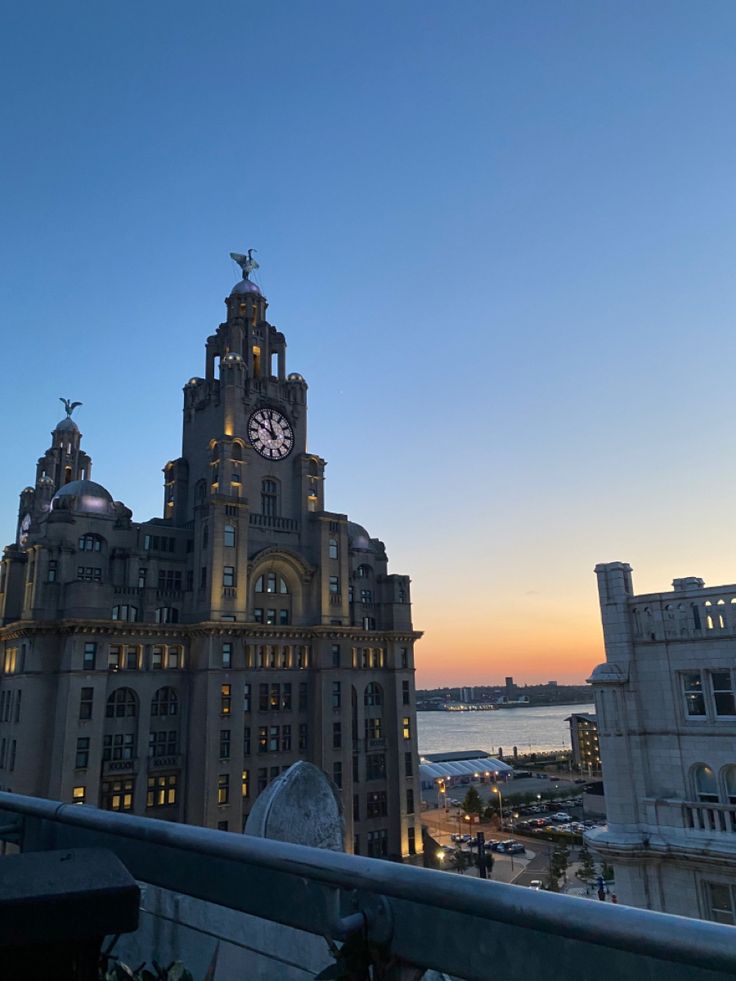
[684,800,736,833]
[0,791,735,981]
[249,513,298,532]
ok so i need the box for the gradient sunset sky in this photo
[3,2,736,688]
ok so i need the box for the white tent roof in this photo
[419,757,513,782]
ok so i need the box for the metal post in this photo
[476,832,487,880]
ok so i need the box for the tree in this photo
[601,862,615,883]
[462,785,483,817]
[578,842,596,881]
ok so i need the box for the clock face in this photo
[247,408,294,460]
[19,513,31,546]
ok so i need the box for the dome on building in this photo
[230,278,262,297]
[51,479,115,515]
[347,521,375,552]
[55,417,79,432]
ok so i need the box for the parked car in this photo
[551,812,572,822]
[529,880,544,890]
[528,818,550,828]
[505,842,526,854]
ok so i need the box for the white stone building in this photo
[588,562,736,923]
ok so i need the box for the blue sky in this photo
[2,2,736,684]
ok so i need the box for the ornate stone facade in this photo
[0,260,423,862]
[588,562,736,921]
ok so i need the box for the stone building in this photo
[588,562,736,921]
[0,255,423,862]
[565,712,601,774]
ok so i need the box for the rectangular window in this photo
[281,724,291,751]
[147,774,177,807]
[103,733,134,762]
[402,717,411,740]
[298,682,307,712]
[333,761,342,789]
[367,791,388,818]
[83,642,96,671]
[2,648,17,674]
[402,680,410,705]
[405,751,413,777]
[257,767,268,793]
[353,794,360,821]
[298,723,308,751]
[333,722,342,749]
[259,683,269,712]
[222,643,232,668]
[328,538,338,559]
[47,560,57,583]
[125,646,138,670]
[151,646,164,670]
[168,647,180,669]
[367,829,388,858]
[360,589,372,603]
[72,786,86,805]
[266,608,276,625]
[706,882,736,924]
[407,827,416,856]
[258,725,268,753]
[367,754,386,780]
[8,739,16,771]
[365,717,383,742]
[270,683,281,711]
[221,683,232,716]
[223,566,235,587]
[268,725,280,752]
[107,647,121,671]
[332,681,341,710]
[329,576,339,594]
[407,788,415,814]
[243,726,251,756]
[353,754,359,783]
[243,684,251,713]
[400,647,409,668]
[13,689,21,724]
[253,608,264,623]
[711,671,736,716]
[138,568,147,588]
[217,774,230,805]
[278,609,289,625]
[102,779,134,812]
[683,672,706,717]
[75,737,90,769]
[79,687,93,720]
[282,683,292,711]
[220,729,231,759]
[242,769,250,799]
[331,644,340,668]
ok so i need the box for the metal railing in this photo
[0,791,734,981]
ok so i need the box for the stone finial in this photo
[244,761,344,851]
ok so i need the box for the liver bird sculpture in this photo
[59,398,82,418]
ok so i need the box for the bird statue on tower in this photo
[230,249,259,280]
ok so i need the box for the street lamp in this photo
[492,784,505,827]
[436,777,447,811]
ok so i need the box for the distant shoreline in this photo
[417,698,594,713]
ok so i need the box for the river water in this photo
[417,703,595,757]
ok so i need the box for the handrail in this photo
[0,792,734,980]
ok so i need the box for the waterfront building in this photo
[588,562,736,921]
[0,254,423,862]
[565,712,601,773]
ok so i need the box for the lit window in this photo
[147,774,177,808]
[242,769,250,799]
[682,672,706,717]
[218,774,230,804]
[72,786,86,805]
[402,717,411,740]
[221,683,232,715]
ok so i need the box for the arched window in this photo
[155,607,179,624]
[151,687,178,718]
[211,443,220,462]
[364,682,383,707]
[255,573,289,594]
[357,564,372,579]
[693,763,718,803]
[224,525,236,548]
[723,766,736,805]
[79,533,104,552]
[231,442,243,461]
[106,688,137,719]
[112,605,138,622]
[261,479,278,517]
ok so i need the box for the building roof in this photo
[51,479,115,515]
[230,278,262,296]
[419,756,513,782]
